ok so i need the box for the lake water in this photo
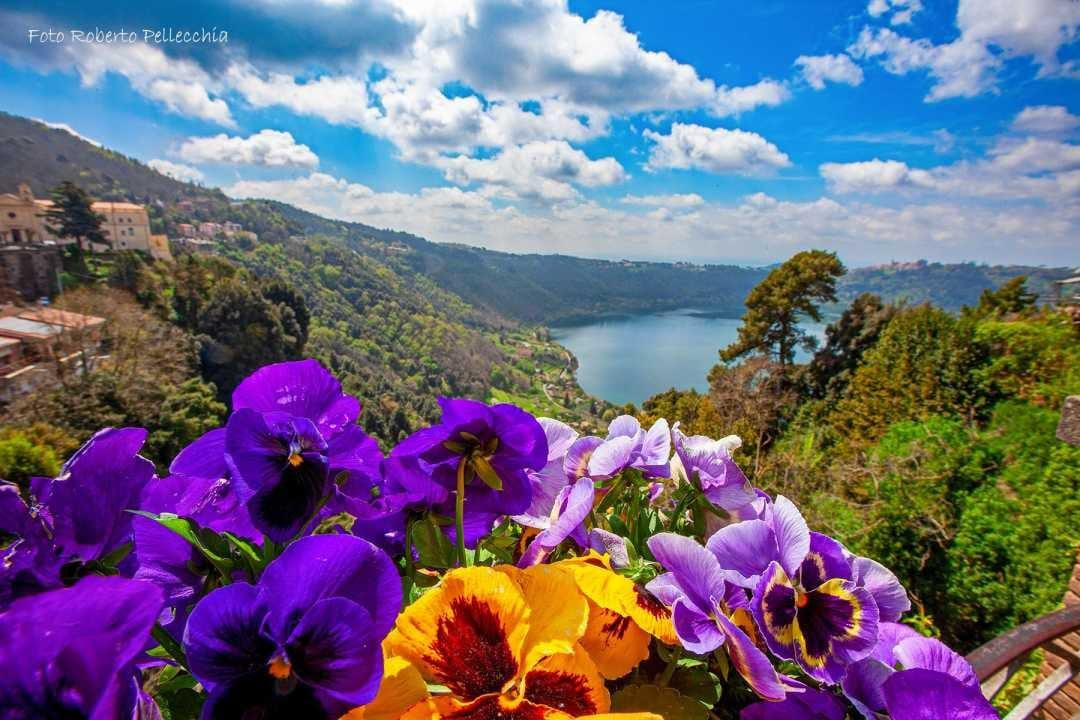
[551,309,828,406]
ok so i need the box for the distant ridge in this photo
[0,110,1071,321]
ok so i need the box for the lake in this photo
[551,309,828,406]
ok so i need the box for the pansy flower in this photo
[556,552,677,680]
[564,417,671,482]
[0,575,163,718]
[841,622,997,720]
[518,477,596,567]
[391,397,548,544]
[222,359,381,542]
[514,417,581,529]
[0,428,154,605]
[182,534,401,719]
[729,499,879,683]
[673,424,756,511]
[647,533,796,701]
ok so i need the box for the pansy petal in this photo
[502,564,589,672]
[706,519,777,588]
[672,598,725,654]
[893,636,979,688]
[742,687,846,719]
[852,556,911,623]
[714,610,790,701]
[882,668,999,720]
[286,597,382,710]
[799,533,852,591]
[841,658,893,719]
[342,656,430,720]
[751,562,798,661]
[647,533,726,617]
[231,359,360,438]
[768,496,810,579]
[170,428,228,479]
[519,478,595,567]
[606,415,642,441]
[578,602,652,680]
[259,535,401,642]
[588,436,636,480]
[869,622,922,666]
[387,566,528,700]
[633,419,671,477]
[525,643,609,715]
[539,417,579,460]
[514,459,572,528]
[587,529,630,569]
[200,673,327,720]
[183,582,271,691]
[491,403,550,472]
[793,579,879,683]
[565,437,603,480]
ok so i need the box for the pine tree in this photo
[45,181,107,253]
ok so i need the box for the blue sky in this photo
[0,0,1078,267]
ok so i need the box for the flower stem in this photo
[657,647,682,687]
[152,623,190,673]
[455,459,468,567]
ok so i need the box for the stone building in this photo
[0,183,153,253]
[0,245,61,300]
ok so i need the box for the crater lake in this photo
[551,309,828,406]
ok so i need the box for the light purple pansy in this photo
[514,417,579,529]
[518,476,595,567]
[841,624,995,720]
[0,575,163,718]
[562,416,672,482]
[646,532,796,701]
[673,423,756,510]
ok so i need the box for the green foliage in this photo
[972,275,1038,318]
[144,378,227,464]
[0,433,60,489]
[804,292,896,402]
[44,180,107,248]
[972,312,1080,408]
[721,250,846,366]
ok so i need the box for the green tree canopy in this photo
[44,181,107,250]
[721,250,846,367]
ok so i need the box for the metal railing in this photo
[966,604,1080,719]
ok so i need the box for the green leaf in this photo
[611,684,709,720]
[412,515,456,569]
[130,511,234,580]
[312,511,357,535]
[472,455,503,491]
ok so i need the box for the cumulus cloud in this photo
[225,66,381,127]
[868,0,924,25]
[438,140,627,202]
[821,159,936,192]
[621,193,705,207]
[148,159,204,183]
[852,0,1080,101]
[32,118,101,147]
[644,124,791,175]
[794,54,865,89]
[176,129,319,168]
[1012,105,1080,135]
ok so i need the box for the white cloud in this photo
[148,159,204,183]
[830,129,956,153]
[821,159,936,192]
[867,0,924,24]
[225,66,381,127]
[621,193,705,207]
[794,54,865,90]
[176,129,319,168]
[32,118,100,147]
[988,137,1080,173]
[644,124,791,175]
[1012,105,1080,135]
[72,43,233,126]
[853,0,1080,101]
[438,140,627,202]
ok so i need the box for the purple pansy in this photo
[564,416,672,482]
[391,397,547,544]
[712,496,881,684]
[0,575,163,718]
[673,424,756,510]
[183,534,400,719]
[0,428,154,606]
[741,687,846,719]
[647,532,796,701]
[842,623,996,720]
[518,476,595,567]
[514,417,579,529]
[222,360,381,542]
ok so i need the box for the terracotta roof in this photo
[0,316,62,340]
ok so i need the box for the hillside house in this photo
[0,184,153,253]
